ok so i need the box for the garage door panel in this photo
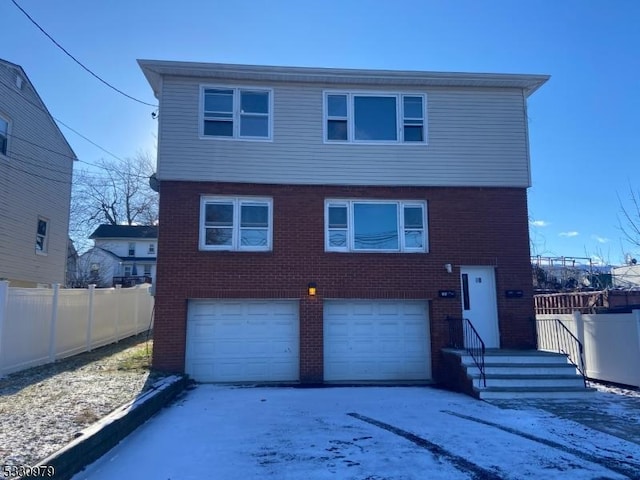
[324,300,431,382]
[186,300,299,382]
[378,303,400,315]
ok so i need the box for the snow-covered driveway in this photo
[74,385,640,479]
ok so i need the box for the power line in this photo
[10,0,157,108]
[0,76,125,162]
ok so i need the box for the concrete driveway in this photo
[73,385,640,479]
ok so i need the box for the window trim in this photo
[128,242,136,256]
[324,199,428,253]
[35,216,49,255]
[323,91,427,145]
[0,113,10,157]
[199,196,273,252]
[148,243,156,255]
[200,85,273,141]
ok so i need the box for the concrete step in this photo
[470,374,586,388]
[460,353,572,366]
[465,364,580,376]
[477,386,597,400]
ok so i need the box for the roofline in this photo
[0,58,77,161]
[138,59,550,99]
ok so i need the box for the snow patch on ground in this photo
[73,385,640,479]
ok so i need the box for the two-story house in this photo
[77,225,158,288]
[0,59,76,287]
[139,60,549,385]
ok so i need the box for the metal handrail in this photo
[447,316,486,388]
[537,318,587,386]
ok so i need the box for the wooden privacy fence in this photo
[534,289,640,315]
[537,310,640,387]
[0,281,154,376]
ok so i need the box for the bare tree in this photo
[619,186,640,249]
[71,152,158,252]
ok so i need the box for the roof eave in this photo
[138,59,549,96]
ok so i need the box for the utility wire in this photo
[0,76,125,162]
[10,0,157,108]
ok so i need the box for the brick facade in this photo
[153,181,535,384]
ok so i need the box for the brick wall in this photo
[153,181,535,383]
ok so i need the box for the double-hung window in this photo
[324,92,426,143]
[325,200,427,253]
[200,196,273,251]
[35,217,49,254]
[0,115,8,155]
[202,87,272,140]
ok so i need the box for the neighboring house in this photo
[612,263,640,289]
[77,225,158,288]
[139,59,549,384]
[0,59,76,287]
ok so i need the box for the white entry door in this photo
[460,266,499,348]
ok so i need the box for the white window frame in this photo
[0,113,9,157]
[148,243,156,255]
[128,242,135,256]
[35,216,49,255]
[323,91,427,144]
[200,85,273,141]
[199,196,273,252]
[324,199,428,253]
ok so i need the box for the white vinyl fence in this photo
[537,310,640,387]
[0,281,154,376]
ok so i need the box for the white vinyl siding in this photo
[157,77,531,187]
[0,61,74,286]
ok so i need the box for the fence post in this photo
[133,285,140,334]
[114,284,121,342]
[86,284,96,351]
[573,310,586,373]
[48,283,60,362]
[0,280,9,372]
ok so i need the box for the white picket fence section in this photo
[0,281,154,376]
[537,310,640,387]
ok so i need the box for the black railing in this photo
[537,318,587,386]
[112,276,152,288]
[447,316,486,388]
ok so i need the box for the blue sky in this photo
[2,0,639,264]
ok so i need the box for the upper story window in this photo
[0,115,9,155]
[199,196,273,251]
[128,242,135,256]
[202,87,272,140]
[148,243,156,255]
[325,200,427,253]
[324,92,426,144]
[35,217,49,254]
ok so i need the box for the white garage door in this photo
[186,300,299,382]
[324,300,431,381]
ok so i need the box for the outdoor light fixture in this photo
[444,264,453,274]
[307,282,317,296]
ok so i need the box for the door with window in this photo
[460,266,499,348]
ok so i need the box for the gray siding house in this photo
[0,59,76,287]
